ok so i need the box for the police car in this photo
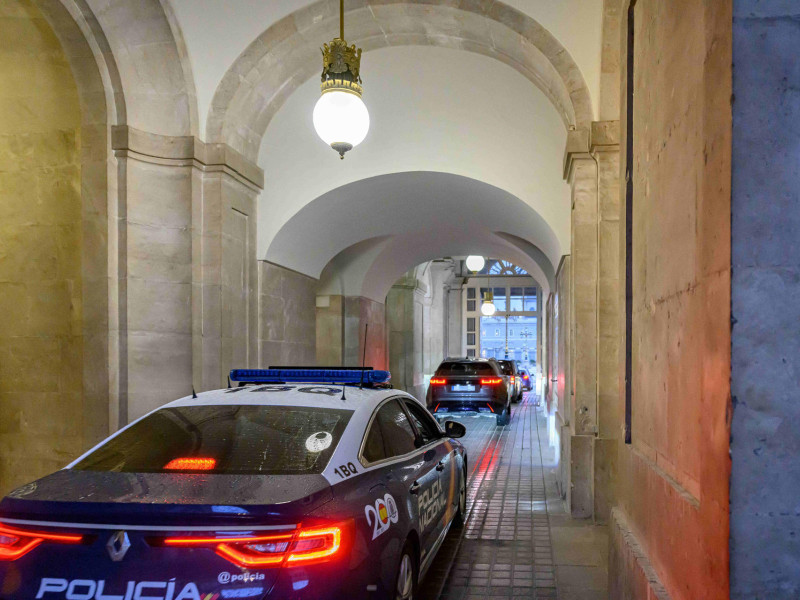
[0,368,468,600]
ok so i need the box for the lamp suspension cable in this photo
[312,0,370,159]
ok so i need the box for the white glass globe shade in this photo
[465,255,485,272]
[313,90,370,148]
[481,300,496,316]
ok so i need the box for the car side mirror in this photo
[444,421,466,439]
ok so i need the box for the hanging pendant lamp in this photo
[481,258,496,316]
[313,0,370,159]
[465,255,485,272]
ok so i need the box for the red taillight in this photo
[163,523,346,568]
[510,376,515,384]
[523,374,529,380]
[430,378,447,385]
[480,378,503,385]
[164,457,216,471]
[287,526,341,563]
[215,534,293,567]
[0,523,85,561]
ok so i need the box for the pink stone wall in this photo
[612,1,732,598]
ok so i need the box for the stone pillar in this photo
[196,145,261,389]
[386,273,430,398]
[111,126,263,421]
[554,256,572,501]
[444,281,464,358]
[111,127,193,422]
[565,129,599,519]
[592,121,621,523]
[561,123,621,521]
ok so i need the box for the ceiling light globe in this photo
[481,300,496,316]
[465,255,485,272]
[313,90,370,156]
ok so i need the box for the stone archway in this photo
[206,0,594,160]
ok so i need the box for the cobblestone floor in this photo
[420,393,560,599]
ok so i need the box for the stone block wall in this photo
[343,296,386,369]
[611,1,732,599]
[314,294,385,369]
[0,0,88,495]
[259,261,316,367]
[731,2,800,597]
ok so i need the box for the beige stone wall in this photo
[0,0,84,494]
[344,297,386,370]
[259,261,316,367]
[612,1,732,599]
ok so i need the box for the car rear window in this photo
[498,361,515,375]
[435,362,496,376]
[73,405,352,475]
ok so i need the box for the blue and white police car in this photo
[0,368,467,600]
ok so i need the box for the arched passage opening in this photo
[381,257,545,400]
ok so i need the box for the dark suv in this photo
[426,358,512,426]
[497,359,523,403]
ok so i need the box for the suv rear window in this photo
[435,362,497,376]
[73,405,352,475]
[498,361,516,375]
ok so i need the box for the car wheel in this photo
[395,542,417,600]
[496,406,510,426]
[454,467,467,525]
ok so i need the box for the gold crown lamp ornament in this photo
[312,0,370,159]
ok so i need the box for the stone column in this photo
[562,123,621,520]
[554,255,573,502]
[111,126,263,422]
[591,121,621,523]
[565,129,599,518]
[386,273,430,398]
[196,145,261,390]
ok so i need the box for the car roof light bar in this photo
[229,368,391,385]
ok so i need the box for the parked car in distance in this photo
[518,368,533,392]
[426,358,512,426]
[497,360,523,403]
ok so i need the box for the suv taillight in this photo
[480,378,503,385]
[430,378,447,385]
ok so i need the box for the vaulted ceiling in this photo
[165,0,603,298]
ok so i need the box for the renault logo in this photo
[106,531,131,562]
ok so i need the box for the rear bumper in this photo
[0,551,380,600]
[430,398,507,415]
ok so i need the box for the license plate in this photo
[452,384,475,392]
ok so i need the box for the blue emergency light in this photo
[229,368,391,385]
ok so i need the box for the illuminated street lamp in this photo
[465,255,485,272]
[313,0,369,159]
[481,290,496,316]
[480,256,496,315]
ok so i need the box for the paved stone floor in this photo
[420,394,609,600]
